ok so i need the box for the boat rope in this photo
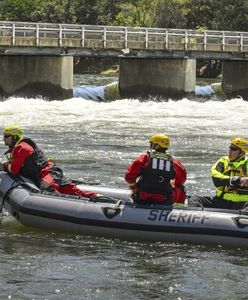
[89,195,120,203]
[0,175,41,216]
[0,181,21,216]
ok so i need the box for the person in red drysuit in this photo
[125,134,187,205]
[0,125,97,198]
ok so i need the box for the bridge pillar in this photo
[222,61,248,99]
[119,58,196,99]
[0,56,73,100]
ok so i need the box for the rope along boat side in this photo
[1,172,248,247]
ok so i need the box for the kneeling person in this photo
[0,125,97,198]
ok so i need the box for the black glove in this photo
[230,176,241,186]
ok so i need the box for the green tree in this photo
[213,0,248,31]
[1,0,248,32]
[73,0,98,25]
[31,0,77,23]
[0,0,97,24]
[113,0,157,27]
[92,0,126,25]
[184,0,248,31]
[153,0,187,28]
[0,0,41,21]
[183,0,215,30]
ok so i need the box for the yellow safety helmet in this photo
[149,134,170,149]
[231,137,248,153]
[3,125,23,139]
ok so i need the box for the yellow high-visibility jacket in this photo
[211,156,248,202]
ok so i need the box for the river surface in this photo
[0,74,248,299]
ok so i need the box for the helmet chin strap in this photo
[10,135,20,147]
[231,150,246,162]
[238,151,246,159]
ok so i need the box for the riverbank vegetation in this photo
[0,0,248,31]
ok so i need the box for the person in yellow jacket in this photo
[188,137,248,210]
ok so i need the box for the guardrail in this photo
[0,21,248,53]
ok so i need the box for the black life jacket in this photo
[18,138,49,185]
[137,151,175,200]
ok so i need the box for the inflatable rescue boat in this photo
[0,172,248,247]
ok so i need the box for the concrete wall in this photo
[119,58,196,99]
[222,61,248,99]
[0,56,73,100]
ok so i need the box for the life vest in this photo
[137,151,175,202]
[4,148,13,163]
[214,157,248,202]
[12,138,49,185]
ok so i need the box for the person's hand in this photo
[240,177,248,187]
[128,183,137,194]
[170,179,176,188]
[95,193,104,198]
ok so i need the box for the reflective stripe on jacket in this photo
[211,156,248,202]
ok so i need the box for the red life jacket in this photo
[17,138,49,185]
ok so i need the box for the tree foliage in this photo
[184,0,248,31]
[113,0,156,27]
[1,0,248,31]
[0,0,41,21]
[153,0,187,29]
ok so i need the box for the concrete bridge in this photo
[1,21,248,99]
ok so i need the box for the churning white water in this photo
[0,93,248,299]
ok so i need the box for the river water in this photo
[0,75,248,299]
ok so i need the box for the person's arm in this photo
[172,158,187,204]
[211,157,239,187]
[173,158,187,186]
[125,154,149,191]
[0,149,13,172]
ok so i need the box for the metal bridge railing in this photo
[0,21,248,53]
